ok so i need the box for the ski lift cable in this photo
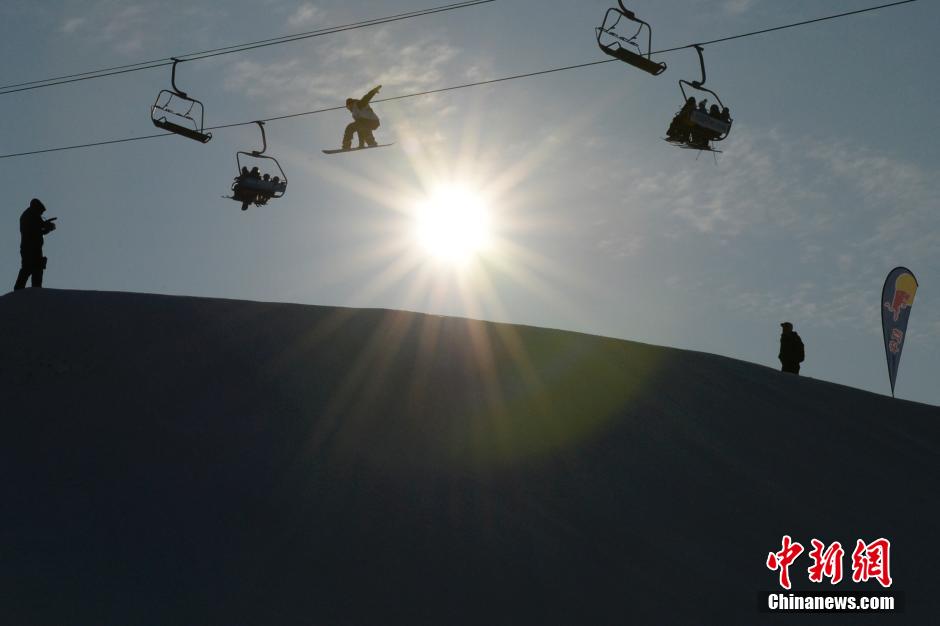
[0,0,919,160]
[2,0,912,96]
[0,0,497,96]
[651,0,917,56]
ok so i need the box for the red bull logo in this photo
[888,329,903,354]
[883,273,917,322]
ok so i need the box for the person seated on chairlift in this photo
[232,170,253,211]
[234,167,250,192]
[667,97,696,142]
[689,100,711,148]
[233,167,262,209]
[720,106,731,122]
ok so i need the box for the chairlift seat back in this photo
[153,117,212,143]
[237,178,287,196]
[596,5,666,76]
[606,46,667,75]
[689,110,731,136]
[151,90,211,143]
[234,151,288,199]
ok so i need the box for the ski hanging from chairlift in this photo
[150,58,212,144]
[596,1,666,76]
[665,45,733,153]
[226,121,287,211]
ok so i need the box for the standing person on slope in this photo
[778,322,805,375]
[14,198,57,290]
[342,85,382,150]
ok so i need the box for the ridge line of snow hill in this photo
[1,288,938,625]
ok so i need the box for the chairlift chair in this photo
[596,1,666,76]
[666,45,733,151]
[227,121,287,210]
[150,59,212,143]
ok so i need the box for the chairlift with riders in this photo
[226,121,287,211]
[665,45,733,152]
[596,1,666,76]
[150,59,212,144]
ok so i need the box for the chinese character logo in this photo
[807,539,844,584]
[852,538,893,588]
[767,535,804,590]
[767,536,892,589]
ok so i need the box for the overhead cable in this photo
[0,0,919,160]
[652,0,918,55]
[0,0,496,96]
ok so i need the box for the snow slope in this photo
[1,289,937,625]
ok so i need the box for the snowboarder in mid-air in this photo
[342,85,382,150]
[14,198,56,290]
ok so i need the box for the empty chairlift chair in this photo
[227,121,288,211]
[596,1,666,76]
[150,58,212,143]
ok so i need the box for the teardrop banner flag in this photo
[881,267,919,397]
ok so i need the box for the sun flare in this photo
[414,185,490,263]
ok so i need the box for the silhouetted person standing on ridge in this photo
[778,322,804,375]
[14,198,56,290]
[342,84,382,150]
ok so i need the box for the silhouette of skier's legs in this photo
[342,122,359,150]
[14,267,30,290]
[14,251,42,290]
[343,120,381,149]
[359,120,380,147]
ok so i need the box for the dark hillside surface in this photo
[1,289,937,625]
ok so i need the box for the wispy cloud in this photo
[598,126,812,240]
[723,0,758,16]
[223,28,461,116]
[59,2,159,55]
[288,3,323,28]
[60,17,87,34]
[584,125,939,338]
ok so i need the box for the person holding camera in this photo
[14,198,56,290]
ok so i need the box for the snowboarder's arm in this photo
[360,85,381,106]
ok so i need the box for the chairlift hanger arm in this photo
[691,45,706,87]
[617,1,644,26]
[595,3,665,75]
[678,45,725,108]
[616,1,653,55]
[169,58,187,98]
[252,120,268,156]
[679,79,724,109]
[613,4,652,59]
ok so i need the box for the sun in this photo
[414,185,491,264]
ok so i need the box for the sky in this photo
[1,0,938,406]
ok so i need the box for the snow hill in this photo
[1,289,938,625]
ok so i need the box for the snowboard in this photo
[322,143,394,155]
